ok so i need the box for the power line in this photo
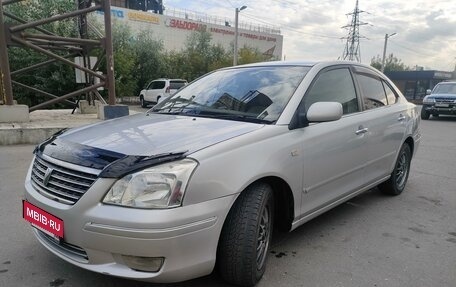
[224,0,235,8]
[388,40,434,57]
[242,13,341,39]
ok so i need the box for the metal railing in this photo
[163,6,281,35]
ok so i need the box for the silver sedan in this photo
[23,61,421,286]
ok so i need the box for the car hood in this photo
[429,93,456,99]
[59,113,263,156]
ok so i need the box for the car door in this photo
[144,81,156,102]
[353,68,407,184]
[299,66,369,216]
[146,80,166,102]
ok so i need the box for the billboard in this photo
[94,7,283,59]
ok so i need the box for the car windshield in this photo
[433,83,456,94]
[150,66,310,124]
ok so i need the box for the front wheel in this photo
[378,143,412,195]
[421,108,430,120]
[218,183,274,287]
[140,96,147,108]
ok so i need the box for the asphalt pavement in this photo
[0,114,455,287]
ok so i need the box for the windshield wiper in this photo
[191,113,274,124]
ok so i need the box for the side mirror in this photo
[426,89,432,95]
[307,102,343,123]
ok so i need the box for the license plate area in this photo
[435,103,449,107]
[23,201,64,241]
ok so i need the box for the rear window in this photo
[170,81,187,90]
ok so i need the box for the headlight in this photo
[103,159,198,209]
[423,96,435,104]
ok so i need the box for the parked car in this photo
[23,61,421,286]
[421,81,456,119]
[139,78,187,108]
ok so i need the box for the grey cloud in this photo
[405,10,456,43]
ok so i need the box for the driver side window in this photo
[305,68,359,115]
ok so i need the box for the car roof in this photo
[226,60,379,71]
[151,78,187,81]
[436,81,456,84]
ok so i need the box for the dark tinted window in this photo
[358,74,387,110]
[170,81,186,89]
[150,81,166,89]
[305,68,359,114]
[382,81,397,105]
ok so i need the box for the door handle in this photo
[355,126,369,135]
[398,114,406,121]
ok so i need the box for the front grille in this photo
[31,156,98,205]
[34,229,89,263]
[435,98,455,104]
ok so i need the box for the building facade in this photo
[385,70,455,101]
[95,5,283,59]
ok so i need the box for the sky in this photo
[164,0,456,71]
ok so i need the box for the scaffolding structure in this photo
[0,0,116,111]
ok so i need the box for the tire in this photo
[140,96,147,108]
[421,108,430,120]
[156,96,161,104]
[218,183,274,287]
[378,143,412,196]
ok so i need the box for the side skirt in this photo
[290,175,390,231]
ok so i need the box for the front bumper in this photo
[24,169,237,283]
[422,103,456,115]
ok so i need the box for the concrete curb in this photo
[0,107,144,145]
[0,127,65,145]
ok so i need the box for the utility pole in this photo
[341,0,367,62]
[103,0,116,105]
[381,32,396,72]
[233,5,247,66]
[0,2,14,105]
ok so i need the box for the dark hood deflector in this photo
[34,134,187,178]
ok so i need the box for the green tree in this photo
[237,45,272,65]
[182,29,214,80]
[131,30,166,95]
[175,30,232,81]
[371,53,410,72]
[111,22,136,97]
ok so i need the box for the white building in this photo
[95,5,283,59]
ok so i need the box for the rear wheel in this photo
[218,183,274,287]
[378,143,411,196]
[421,108,430,120]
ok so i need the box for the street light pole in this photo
[381,32,396,73]
[233,5,247,66]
